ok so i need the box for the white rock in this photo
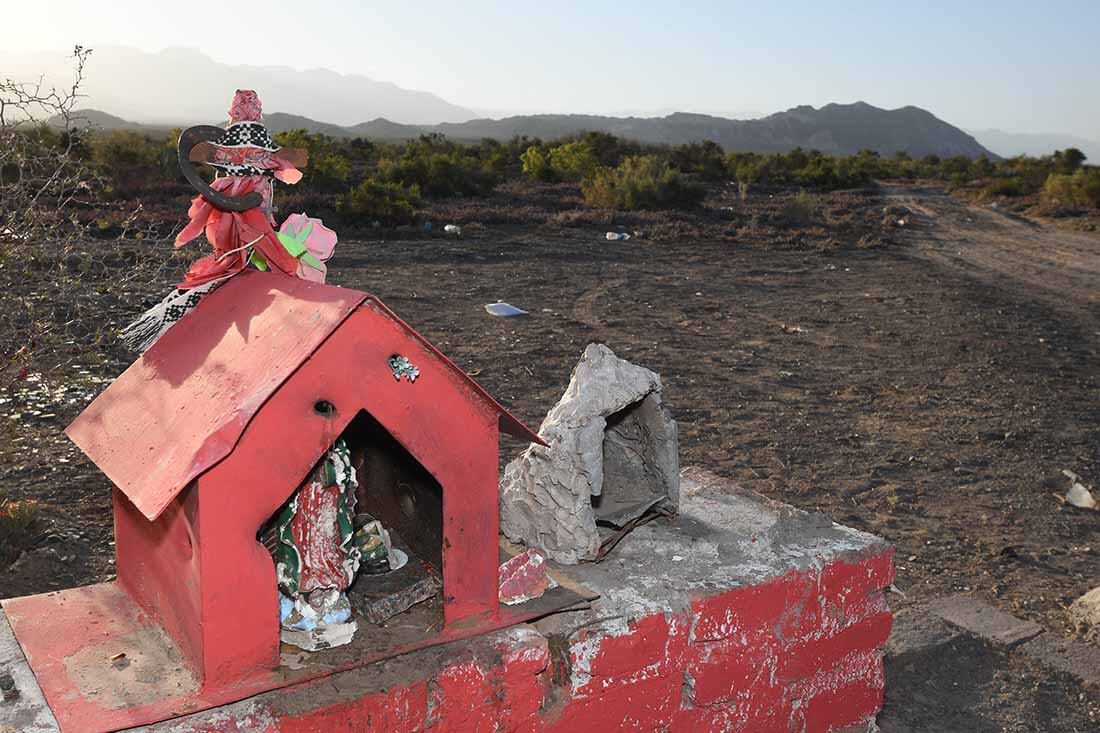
[1063,470,1097,509]
[499,344,678,564]
[1069,586,1100,633]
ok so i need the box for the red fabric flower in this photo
[229,89,263,123]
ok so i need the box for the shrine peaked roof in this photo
[66,271,541,521]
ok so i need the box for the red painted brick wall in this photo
[166,545,893,733]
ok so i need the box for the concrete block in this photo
[791,650,886,733]
[927,595,1043,649]
[0,609,60,733]
[780,612,894,682]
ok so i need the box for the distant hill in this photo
[261,112,352,138]
[57,101,999,159]
[55,109,158,131]
[1,46,475,126]
[346,118,427,141]
[970,129,1100,164]
[428,103,995,158]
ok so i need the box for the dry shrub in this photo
[779,190,818,227]
[1,47,169,384]
[0,494,42,567]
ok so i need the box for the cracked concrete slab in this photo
[927,595,1043,649]
[884,606,965,660]
[0,609,60,733]
[536,466,889,632]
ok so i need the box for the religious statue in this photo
[271,439,398,651]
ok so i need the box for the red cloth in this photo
[174,176,300,289]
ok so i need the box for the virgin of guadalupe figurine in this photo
[271,439,394,651]
[120,89,337,351]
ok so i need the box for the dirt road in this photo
[886,184,1100,319]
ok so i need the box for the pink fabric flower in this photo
[228,90,263,123]
[280,214,338,283]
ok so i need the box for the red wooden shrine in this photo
[0,271,583,732]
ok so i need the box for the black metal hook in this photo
[177,125,264,212]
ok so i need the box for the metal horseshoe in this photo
[177,125,264,212]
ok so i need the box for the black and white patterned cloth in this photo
[120,279,225,353]
[207,122,282,177]
[213,122,280,151]
[211,162,275,177]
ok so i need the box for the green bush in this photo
[521,145,553,181]
[337,178,422,226]
[90,130,163,197]
[576,131,639,167]
[779,190,817,226]
[1042,169,1100,208]
[670,141,727,181]
[1081,169,1100,207]
[581,155,705,210]
[983,177,1024,197]
[381,134,497,196]
[274,130,351,193]
[549,140,599,181]
[520,140,599,182]
[1053,147,1087,174]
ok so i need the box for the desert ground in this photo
[1,183,1097,730]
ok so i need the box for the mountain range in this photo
[61,103,998,159]
[1,46,474,126]
[16,45,1094,160]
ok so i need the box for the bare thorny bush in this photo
[0,46,180,387]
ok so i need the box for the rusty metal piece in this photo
[595,505,671,562]
[177,126,263,212]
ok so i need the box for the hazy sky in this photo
[5,1,1098,138]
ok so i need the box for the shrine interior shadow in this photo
[258,408,446,671]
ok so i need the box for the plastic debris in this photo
[444,224,462,235]
[605,232,631,241]
[1063,470,1097,510]
[386,548,410,573]
[485,302,528,317]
